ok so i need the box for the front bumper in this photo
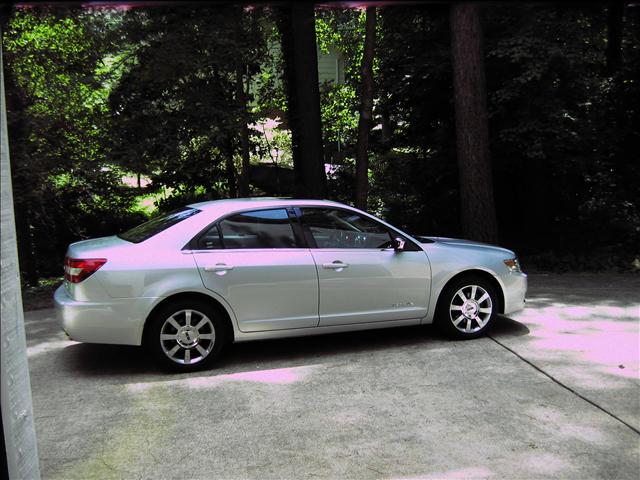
[502,272,527,315]
[54,285,155,346]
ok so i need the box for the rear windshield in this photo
[118,207,200,243]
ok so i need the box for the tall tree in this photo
[278,4,326,198]
[606,1,624,75]
[110,6,264,202]
[236,63,251,197]
[3,7,135,280]
[355,7,376,210]
[450,3,498,243]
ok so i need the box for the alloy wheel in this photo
[449,285,493,334]
[159,309,216,365]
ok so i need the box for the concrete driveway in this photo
[25,274,639,479]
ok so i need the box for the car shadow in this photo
[59,316,530,380]
[490,315,530,338]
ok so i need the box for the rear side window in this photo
[197,224,223,249]
[118,208,200,243]
[218,208,296,249]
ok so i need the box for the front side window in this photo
[218,208,296,249]
[301,208,392,249]
[119,207,200,243]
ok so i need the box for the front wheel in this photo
[145,299,228,372]
[435,276,498,339]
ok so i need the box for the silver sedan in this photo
[54,198,527,371]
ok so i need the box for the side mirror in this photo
[392,237,406,251]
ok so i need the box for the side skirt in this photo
[232,318,424,343]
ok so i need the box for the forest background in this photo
[1,1,638,291]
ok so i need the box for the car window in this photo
[301,208,393,249]
[196,224,223,249]
[118,207,200,243]
[219,208,296,249]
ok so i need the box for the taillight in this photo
[64,257,107,283]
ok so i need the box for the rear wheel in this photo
[435,275,498,339]
[146,299,228,372]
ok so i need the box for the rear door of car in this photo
[191,207,319,332]
[297,207,430,326]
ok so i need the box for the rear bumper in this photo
[502,272,527,315]
[54,285,155,346]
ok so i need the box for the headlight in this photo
[503,258,522,273]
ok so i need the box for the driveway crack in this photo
[487,334,640,436]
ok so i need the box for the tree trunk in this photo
[450,3,498,243]
[355,7,377,210]
[606,1,624,75]
[224,136,237,198]
[236,64,251,197]
[278,4,326,199]
[380,102,393,145]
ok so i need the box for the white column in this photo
[1,35,41,480]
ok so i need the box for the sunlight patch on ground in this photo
[513,302,640,380]
[126,364,320,394]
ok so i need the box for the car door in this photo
[192,208,319,332]
[298,207,430,326]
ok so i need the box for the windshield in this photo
[118,207,200,243]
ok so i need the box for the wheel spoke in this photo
[479,307,492,314]
[194,318,208,330]
[199,333,215,340]
[477,293,490,304]
[452,314,464,326]
[167,345,180,358]
[450,305,463,311]
[466,318,471,331]
[168,317,181,330]
[195,345,207,356]
[457,291,467,302]
[184,348,191,364]
[185,310,192,327]
[471,285,477,300]
[160,334,176,341]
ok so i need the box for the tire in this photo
[435,275,498,339]
[145,299,229,372]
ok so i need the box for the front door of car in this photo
[192,208,319,332]
[298,207,430,326]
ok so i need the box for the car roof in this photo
[187,198,350,216]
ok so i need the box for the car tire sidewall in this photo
[435,275,498,339]
[145,299,228,372]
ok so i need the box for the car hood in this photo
[419,236,514,256]
[425,236,491,247]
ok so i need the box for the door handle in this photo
[204,263,234,272]
[322,261,349,270]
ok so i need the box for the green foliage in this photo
[250,119,293,168]
[109,6,269,202]
[4,3,638,280]
[320,82,358,145]
[315,9,368,152]
[4,7,139,278]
